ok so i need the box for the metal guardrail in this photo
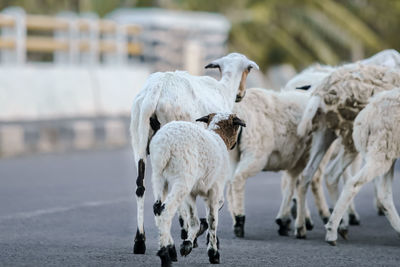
[0,8,142,64]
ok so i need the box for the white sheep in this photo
[325,88,400,245]
[226,87,333,237]
[283,49,400,230]
[150,113,245,266]
[130,53,258,254]
[294,63,400,239]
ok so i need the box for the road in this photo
[1,148,400,266]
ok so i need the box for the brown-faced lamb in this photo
[150,113,245,266]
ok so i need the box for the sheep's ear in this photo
[233,117,246,127]
[205,62,220,69]
[296,85,311,90]
[247,60,259,72]
[196,115,210,123]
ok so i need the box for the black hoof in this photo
[198,218,209,237]
[208,249,220,264]
[168,244,177,262]
[322,217,329,224]
[378,208,385,216]
[234,215,245,238]
[349,214,360,225]
[291,199,297,219]
[157,247,172,267]
[326,240,336,246]
[193,237,198,248]
[133,229,146,254]
[181,229,188,240]
[338,228,348,240]
[295,227,306,239]
[275,218,291,236]
[305,218,314,231]
[180,240,193,257]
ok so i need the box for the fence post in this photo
[2,7,26,65]
[115,24,128,65]
[54,12,79,65]
[80,13,99,65]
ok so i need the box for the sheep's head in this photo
[282,64,334,92]
[205,53,259,103]
[196,113,246,150]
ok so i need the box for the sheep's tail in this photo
[297,95,322,136]
[130,78,163,163]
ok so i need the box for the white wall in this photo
[0,64,151,121]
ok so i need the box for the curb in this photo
[0,116,130,158]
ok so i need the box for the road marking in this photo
[0,197,130,222]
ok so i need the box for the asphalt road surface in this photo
[1,148,400,266]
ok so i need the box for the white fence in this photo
[0,7,141,65]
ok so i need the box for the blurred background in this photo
[1,2,400,265]
[0,0,399,157]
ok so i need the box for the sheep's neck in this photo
[212,127,237,150]
[219,68,245,109]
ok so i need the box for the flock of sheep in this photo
[129,49,400,266]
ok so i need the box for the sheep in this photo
[283,49,400,230]
[283,49,400,92]
[325,88,400,245]
[294,63,400,239]
[130,52,258,254]
[150,113,246,266]
[225,87,333,237]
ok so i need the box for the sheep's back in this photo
[154,71,230,125]
[150,121,228,189]
[312,64,400,149]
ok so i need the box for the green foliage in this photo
[1,0,399,70]
[169,0,400,70]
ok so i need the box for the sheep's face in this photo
[205,53,259,103]
[196,113,246,150]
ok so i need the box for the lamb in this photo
[130,53,258,254]
[294,63,400,239]
[226,87,332,237]
[325,88,400,245]
[150,113,246,266]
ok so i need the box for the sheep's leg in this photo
[347,154,362,225]
[295,129,336,239]
[376,161,400,235]
[206,188,221,264]
[373,178,386,216]
[134,159,146,254]
[178,204,207,248]
[178,206,189,241]
[310,167,331,224]
[309,138,341,224]
[342,157,361,226]
[324,149,357,237]
[227,153,268,238]
[154,181,189,266]
[180,195,200,257]
[276,171,297,236]
[325,156,392,245]
[291,187,315,231]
